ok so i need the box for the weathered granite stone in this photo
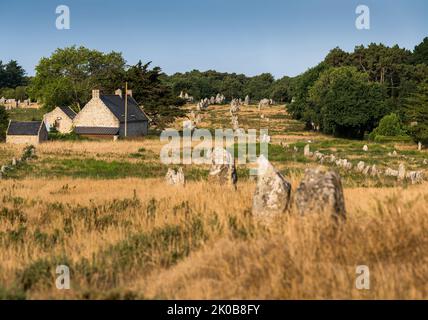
[304,144,313,157]
[208,147,237,187]
[398,163,406,181]
[406,171,424,184]
[385,168,399,177]
[165,167,185,186]
[356,161,365,173]
[295,168,346,219]
[244,95,250,106]
[258,98,271,110]
[252,156,291,218]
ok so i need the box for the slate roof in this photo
[58,106,77,119]
[7,121,43,136]
[74,127,119,135]
[100,95,149,123]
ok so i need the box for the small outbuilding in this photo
[6,121,48,145]
[44,106,77,134]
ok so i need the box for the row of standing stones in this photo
[0,145,36,180]
[166,148,346,222]
[301,144,426,185]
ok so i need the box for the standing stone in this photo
[406,171,424,184]
[385,168,399,177]
[304,144,312,157]
[183,120,196,131]
[231,115,239,131]
[363,145,369,152]
[208,147,237,187]
[258,98,271,110]
[215,93,222,104]
[295,168,346,219]
[418,142,422,151]
[370,165,378,177]
[260,134,271,144]
[398,163,406,181]
[314,151,324,161]
[230,99,240,113]
[362,165,371,176]
[165,167,185,186]
[252,156,291,219]
[356,161,365,173]
[244,95,250,106]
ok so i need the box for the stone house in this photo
[43,106,77,134]
[73,89,149,139]
[6,121,48,144]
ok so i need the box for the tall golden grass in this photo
[0,176,427,299]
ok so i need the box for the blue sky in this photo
[0,0,427,78]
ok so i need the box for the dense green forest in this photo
[0,37,427,140]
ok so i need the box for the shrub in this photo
[369,113,407,141]
[48,131,86,141]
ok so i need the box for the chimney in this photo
[92,89,100,99]
[115,89,122,98]
[126,89,133,97]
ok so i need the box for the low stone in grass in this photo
[165,167,185,186]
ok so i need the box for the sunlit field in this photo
[1,104,427,299]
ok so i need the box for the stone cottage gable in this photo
[44,107,75,133]
[73,92,120,129]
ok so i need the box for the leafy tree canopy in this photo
[308,67,388,139]
[29,46,125,110]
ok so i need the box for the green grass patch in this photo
[7,108,45,121]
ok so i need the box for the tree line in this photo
[287,38,428,142]
[1,38,427,141]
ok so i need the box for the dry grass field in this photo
[0,104,427,299]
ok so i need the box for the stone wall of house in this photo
[44,108,74,133]
[73,97,119,129]
[6,135,42,145]
[119,121,148,137]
